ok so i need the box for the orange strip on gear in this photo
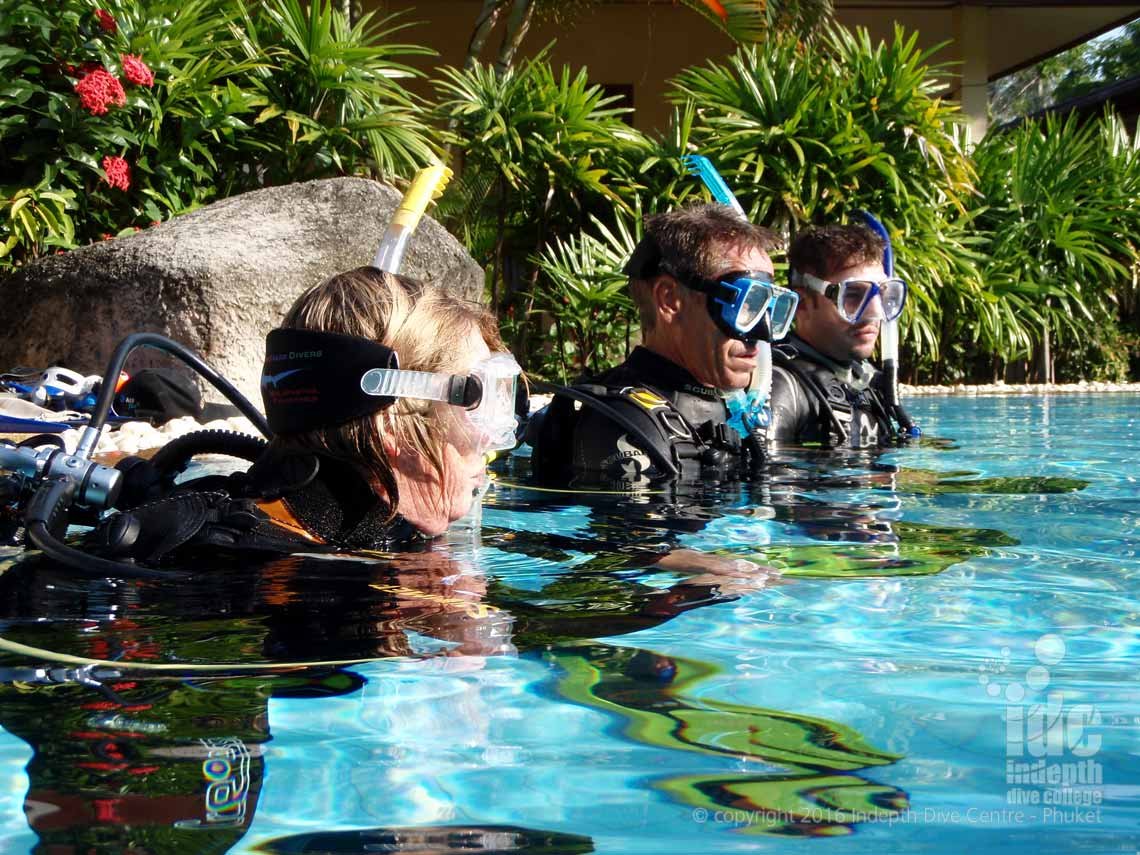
[256,499,324,543]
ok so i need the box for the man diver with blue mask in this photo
[527,204,797,487]
[770,223,912,448]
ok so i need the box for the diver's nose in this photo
[860,291,886,322]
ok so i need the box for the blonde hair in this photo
[275,266,503,520]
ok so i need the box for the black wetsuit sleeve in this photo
[570,405,669,487]
[769,365,814,443]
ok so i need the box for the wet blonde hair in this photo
[275,266,503,520]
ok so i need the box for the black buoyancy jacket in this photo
[87,449,428,565]
[769,335,894,448]
[528,347,756,486]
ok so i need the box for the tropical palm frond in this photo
[679,0,834,42]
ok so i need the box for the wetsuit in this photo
[528,347,755,488]
[769,335,893,448]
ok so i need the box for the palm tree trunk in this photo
[338,0,361,27]
[1040,323,1053,384]
[491,175,507,313]
[495,0,535,72]
[466,0,507,69]
[1038,298,1053,384]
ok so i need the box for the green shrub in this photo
[0,0,437,270]
[531,211,641,382]
[969,111,1140,380]
[433,51,650,365]
[0,183,76,263]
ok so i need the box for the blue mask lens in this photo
[717,274,799,340]
[730,275,775,330]
[768,289,799,338]
[679,270,799,342]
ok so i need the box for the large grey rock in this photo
[0,177,484,405]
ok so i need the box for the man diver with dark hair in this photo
[527,203,797,487]
[770,223,912,448]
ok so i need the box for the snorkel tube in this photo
[373,165,453,274]
[682,154,773,469]
[856,211,919,440]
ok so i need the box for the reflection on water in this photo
[894,469,1091,495]
[0,394,1136,853]
[255,826,596,854]
[756,521,1019,578]
[549,644,905,836]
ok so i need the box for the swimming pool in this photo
[0,393,1136,853]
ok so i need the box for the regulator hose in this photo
[23,479,185,580]
[12,333,270,580]
[148,429,269,479]
[76,333,270,459]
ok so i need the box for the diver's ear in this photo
[651,274,684,325]
[380,430,399,460]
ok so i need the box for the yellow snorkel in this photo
[373,165,453,273]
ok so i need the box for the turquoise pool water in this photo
[0,393,1136,853]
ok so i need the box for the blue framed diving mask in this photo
[683,270,799,343]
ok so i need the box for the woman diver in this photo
[64,266,524,567]
[251,265,521,548]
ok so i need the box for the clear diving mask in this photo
[361,353,523,452]
[795,272,908,323]
[682,269,799,343]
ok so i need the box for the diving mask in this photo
[682,270,799,342]
[361,353,522,452]
[261,328,521,450]
[795,272,907,323]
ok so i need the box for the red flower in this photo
[101,155,131,192]
[74,68,126,115]
[95,9,117,33]
[120,54,154,88]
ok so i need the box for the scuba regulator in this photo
[1,333,270,579]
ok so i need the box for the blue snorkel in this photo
[683,155,747,219]
[856,211,920,440]
[682,155,776,464]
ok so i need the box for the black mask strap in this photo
[262,328,398,434]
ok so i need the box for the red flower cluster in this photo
[101,155,131,192]
[95,9,117,34]
[120,54,154,88]
[74,68,126,115]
